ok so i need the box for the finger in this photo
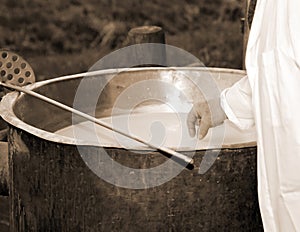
[187,108,197,137]
[198,118,210,140]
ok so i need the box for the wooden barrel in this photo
[0,67,263,231]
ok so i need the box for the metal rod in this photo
[0,82,194,169]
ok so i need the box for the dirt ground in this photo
[0,0,245,80]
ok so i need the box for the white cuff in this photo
[220,83,254,130]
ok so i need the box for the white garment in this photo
[221,0,300,231]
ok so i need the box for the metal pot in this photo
[0,67,262,231]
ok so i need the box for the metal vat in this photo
[0,67,262,231]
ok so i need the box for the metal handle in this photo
[0,82,194,170]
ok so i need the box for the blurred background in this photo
[0,0,245,80]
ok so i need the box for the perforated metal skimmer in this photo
[0,50,35,86]
[0,51,194,169]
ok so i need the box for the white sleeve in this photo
[220,75,254,130]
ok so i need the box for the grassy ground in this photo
[0,0,245,80]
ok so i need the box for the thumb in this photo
[198,118,210,139]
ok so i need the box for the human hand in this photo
[187,98,227,139]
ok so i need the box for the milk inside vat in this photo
[55,103,256,151]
